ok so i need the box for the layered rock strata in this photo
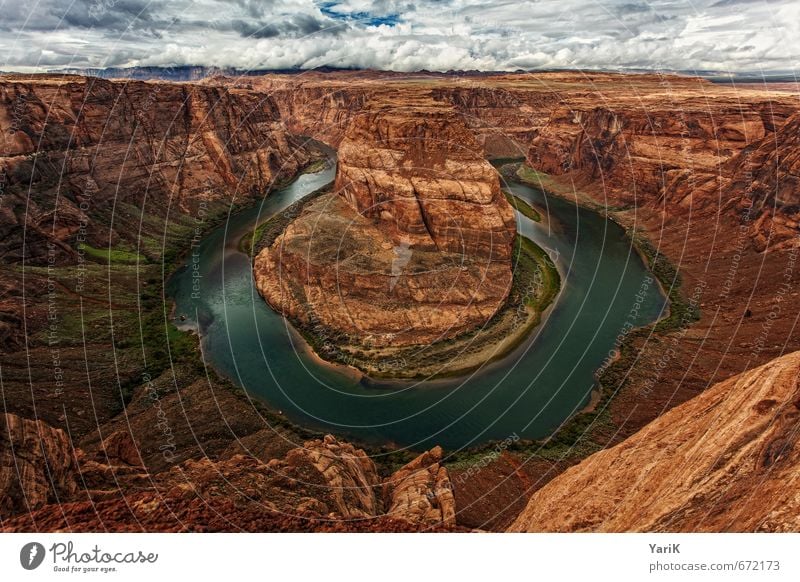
[254,93,516,348]
[0,413,79,515]
[1,413,457,531]
[0,74,313,266]
[383,445,456,527]
[0,74,317,437]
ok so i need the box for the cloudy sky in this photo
[0,0,798,73]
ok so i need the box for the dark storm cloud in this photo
[231,19,282,38]
[59,0,158,29]
[617,3,651,14]
[232,13,343,38]
[226,0,273,18]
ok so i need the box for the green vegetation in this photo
[505,191,541,222]
[524,230,696,460]
[77,243,145,265]
[489,156,527,167]
[302,159,328,174]
[239,221,269,255]
[240,185,331,256]
[515,235,560,310]
[627,229,700,332]
[259,202,562,380]
[515,163,633,213]
[516,164,550,186]
[441,165,698,472]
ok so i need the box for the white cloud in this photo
[0,0,797,72]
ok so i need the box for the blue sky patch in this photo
[319,2,401,27]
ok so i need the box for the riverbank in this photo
[505,191,542,222]
[495,162,694,455]
[167,153,666,461]
[248,188,561,380]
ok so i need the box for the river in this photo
[166,158,666,451]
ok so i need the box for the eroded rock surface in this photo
[0,74,313,266]
[255,92,515,349]
[1,420,457,531]
[509,350,800,532]
[0,74,319,439]
[384,445,456,527]
[0,413,79,515]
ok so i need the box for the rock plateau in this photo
[254,92,516,349]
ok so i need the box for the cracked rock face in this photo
[1,422,457,532]
[254,92,516,349]
[384,445,456,527]
[508,350,800,533]
[0,413,79,515]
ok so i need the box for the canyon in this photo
[0,73,320,434]
[252,90,523,374]
[1,70,799,532]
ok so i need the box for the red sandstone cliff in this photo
[509,350,800,532]
[0,74,314,266]
[0,74,319,436]
[254,91,515,348]
[3,71,800,533]
[0,413,457,532]
[334,93,516,260]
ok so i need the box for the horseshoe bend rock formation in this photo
[254,93,516,349]
[509,350,800,532]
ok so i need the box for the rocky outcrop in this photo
[254,92,516,349]
[3,70,800,533]
[509,350,800,532]
[97,430,144,467]
[0,74,314,266]
[278,435,381,519]
[1,417,457,531]
[334,94,516,260]
[384,445,456,527]
[527,87,788,204]
[724,112,800,251]
[0,413,78,515]
[255,76,373,147]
